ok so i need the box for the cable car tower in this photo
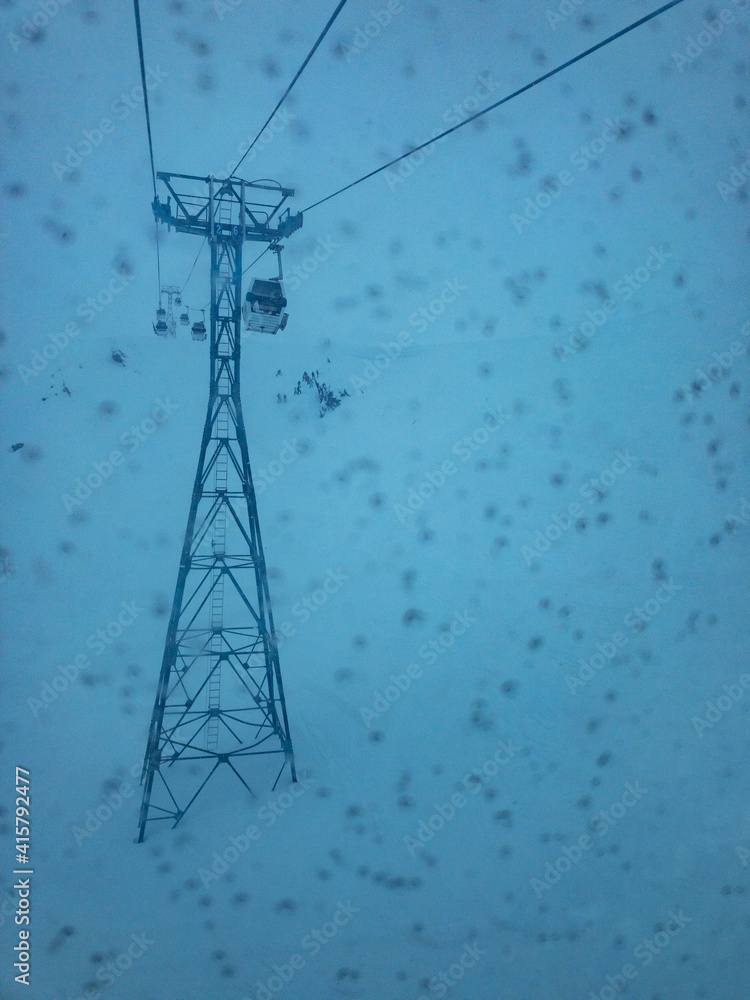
[138,172,302,842]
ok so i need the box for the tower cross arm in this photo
[152,172,302,243]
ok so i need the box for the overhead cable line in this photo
[181,237,207,298]
[242,244,273,277]
[232,0,350,175]
[132,0,162,301]
[301,0,689,213]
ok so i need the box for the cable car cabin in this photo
[243,278,288,335]
[179,311,190,326]
[191,319,207,341]
[153,307,169,336]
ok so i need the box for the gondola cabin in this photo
[243,278,288,335]
[153,307,169,337]
[191,318,207,341]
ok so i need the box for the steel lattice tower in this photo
[138,173,303,842]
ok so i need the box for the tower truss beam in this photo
[138,175,299,842]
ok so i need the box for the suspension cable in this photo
[242,244,274,277]
[232,0,350,175]
[181,237,207,299]
[132,0,162,303]
[302,0,689,214]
